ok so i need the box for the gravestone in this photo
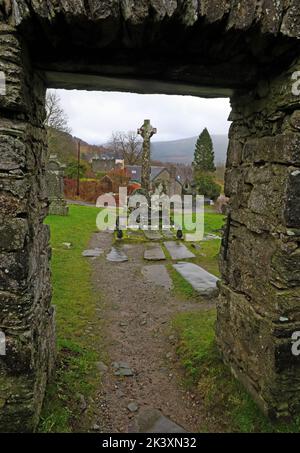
[164,242,195,260]
[46,155,69,216]
[173,262,219,297]
[144,245,166,261]
[106,247,128,263]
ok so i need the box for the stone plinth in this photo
[46,155,69,216]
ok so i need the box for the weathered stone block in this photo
[289,111,300,130]
[0,251,29,292]
[226,139,242,168]
[242,134,300,166]
[0,134,26,171]
[284,168,300,229]
[219,222,299,311]
[216,283,300,418]
[0,219,28,251]
[272,246,300,289]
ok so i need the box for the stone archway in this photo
[0,0,299,431]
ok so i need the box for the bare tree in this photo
[174,163,193,184]
[45,91,71,133]
[108,131,142,165]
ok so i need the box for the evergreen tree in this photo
[193,128,216,172]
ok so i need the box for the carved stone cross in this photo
[138,119,157,192]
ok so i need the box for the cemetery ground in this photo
[39,205,300,433]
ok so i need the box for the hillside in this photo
[48,129,228,166]
[47,128,108,164]
[151,135,228,164]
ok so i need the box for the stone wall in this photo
[0,25,56,431]
[0,0,299,432]
[218,58,300,418]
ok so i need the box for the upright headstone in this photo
[138,119,157,192]
[46,155,69,216]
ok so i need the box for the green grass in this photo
[181,208,225,235]
[172,310,300,433]
[39,205,104,433]
[168,264,199,299]
[168,209,223,297]
[188,240,221,277]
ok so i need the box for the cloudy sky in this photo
[52,89,231,144]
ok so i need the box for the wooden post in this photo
[77,140,81,196]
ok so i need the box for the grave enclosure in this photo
[0,0,300,431]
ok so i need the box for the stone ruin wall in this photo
[218,58,300,417]
[0,26,55,431]
[0,0,299,431]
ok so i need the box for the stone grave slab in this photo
[164,241,195,260]
[82,248,103,257]
[173,262,219,297]
[203,233,221,241]
[142,265,172,291]
[144,245,166,261]
[129,408,186,433]
[106,247,128,262]
[144,230,162,241]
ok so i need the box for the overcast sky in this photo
[52,89,231,144]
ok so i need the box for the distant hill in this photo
[151,135,228,164]
[48,129,109,164]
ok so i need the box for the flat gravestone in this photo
[106,247,128,263]
[144,230,162,241]
[142,265,172,291]
[163,230,175,239]
[82,248,103,257]
[164,241,195,260]
[144,245,166,261]
[129,408,186,433]
[127,230,144,240]
[203,233,221,241]
[173,262,219,297]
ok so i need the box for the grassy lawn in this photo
[39,204,104,432]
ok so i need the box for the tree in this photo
[45,91,74,162]
[193,128,216,172]
[65,160,88,179]
[45,91,71,133]
[194,171,221,201]
[107,168,130,192]
[108,131,142,165]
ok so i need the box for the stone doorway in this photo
[0,1,300,431]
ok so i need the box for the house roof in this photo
[126,165,167,182]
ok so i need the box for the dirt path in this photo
[90,231,213,433]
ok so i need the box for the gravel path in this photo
[89,231,214,433]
